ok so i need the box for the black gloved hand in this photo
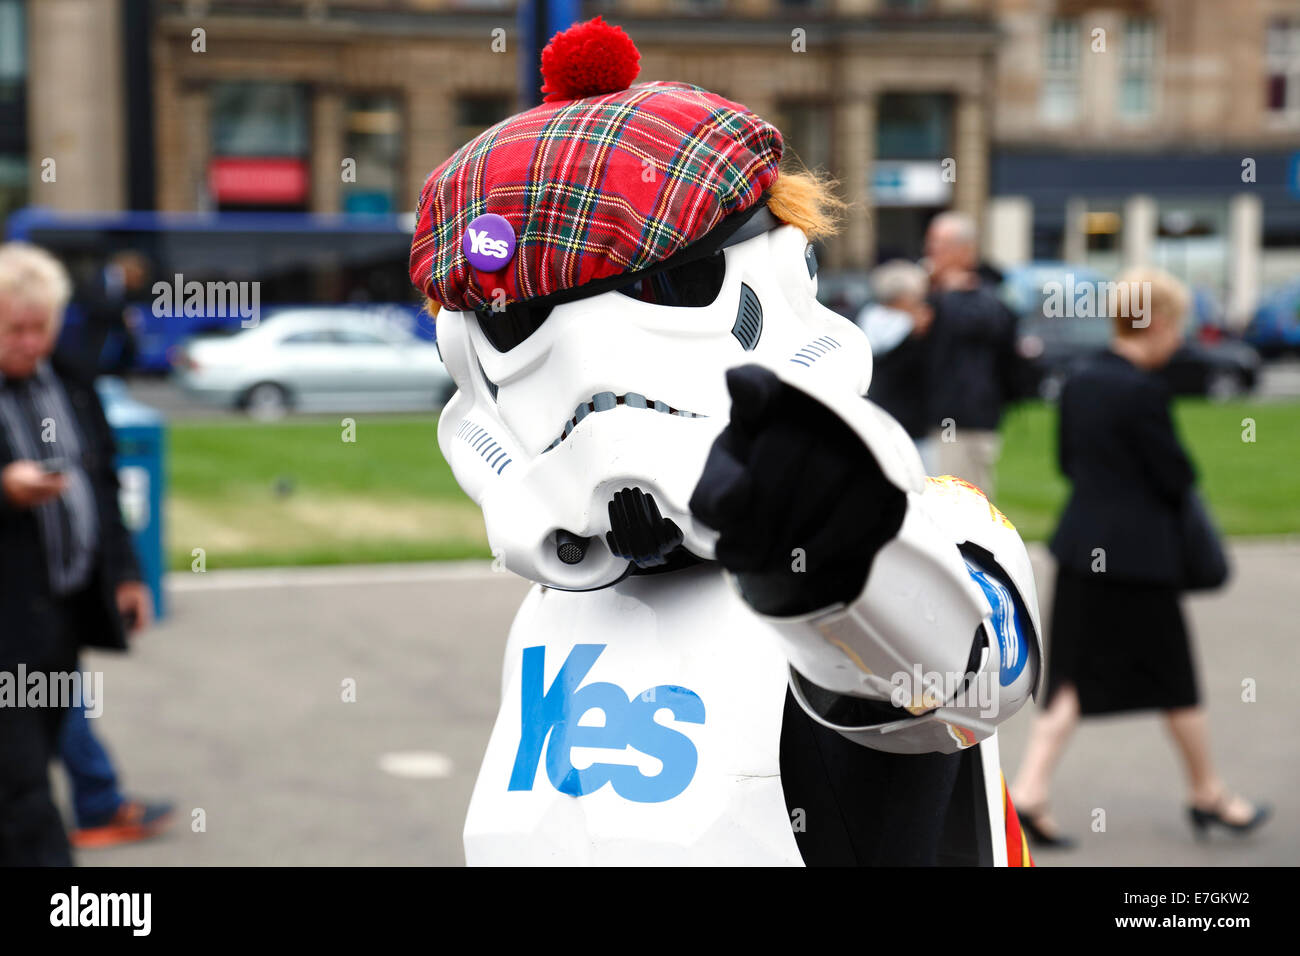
[688,364,906,617]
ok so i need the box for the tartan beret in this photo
[410,78,784,313]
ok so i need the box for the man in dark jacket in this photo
[0,241,152,865]
[922,212,1022,499]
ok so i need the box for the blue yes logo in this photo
[508,644,705,804]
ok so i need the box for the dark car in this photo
[1003,263,1260,401]
[1245,279,1300,357]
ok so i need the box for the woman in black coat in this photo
[1009,268,1269,848]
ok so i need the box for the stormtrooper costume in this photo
[411,17,1041,866]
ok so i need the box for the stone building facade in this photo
[15,0,1299,316]
[988,0,1300,322]
[142,0,1002,271]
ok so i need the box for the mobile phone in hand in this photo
[39,457,68,475]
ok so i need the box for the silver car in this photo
[172,309,453,419]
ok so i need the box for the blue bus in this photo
[5,208,429,372]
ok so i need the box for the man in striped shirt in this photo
[0,242,152,865]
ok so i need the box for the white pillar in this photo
[984,196,1033,270]
[1227,193,1263,330]
[1122,194,1158,268]
[1063,197,1088,264]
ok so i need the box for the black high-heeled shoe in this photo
[1017,803,1076,850]
[1188,797,1272,840]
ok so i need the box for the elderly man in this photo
[921,212,1022,499]
[0,241,151,865]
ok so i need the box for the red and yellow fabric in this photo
[1001,773,1035,867]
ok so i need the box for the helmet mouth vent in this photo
[543,391,705,453]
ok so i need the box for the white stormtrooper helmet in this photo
[434,205,875,591]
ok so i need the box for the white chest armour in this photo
[463,564,804,866]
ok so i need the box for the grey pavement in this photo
[72,543,1298,867]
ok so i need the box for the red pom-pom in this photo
[540,16,640,103]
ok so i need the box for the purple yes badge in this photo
[462,213,516,272]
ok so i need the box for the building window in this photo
[0,0,23,91]
[1154,203,1228,301]
[1266,19,1300,117]
[1119,19,1157,119]
[0,153,23,225]
[669,0,727,13]
[1085,207,1122,254]
[876,93,952,160]
[770,101,831,174]
[212,82,310,158]
[873,94,954,262]
[210,82,311,210]
[1041,18,1081,124]
[0,0,26,223]
[343,93,404,216]
[454,95,512,147]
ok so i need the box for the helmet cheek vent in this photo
[731,282,763,351]
[476,356,499,401]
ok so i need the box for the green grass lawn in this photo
[166,401,1300,570]
[165,414,489,570]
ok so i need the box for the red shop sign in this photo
[209,157,310,205]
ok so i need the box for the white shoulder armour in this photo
[740,364,1044,755]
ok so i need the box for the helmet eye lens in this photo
[615,252,725,308]
[475,247,727,350]
[475,302,553,352]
